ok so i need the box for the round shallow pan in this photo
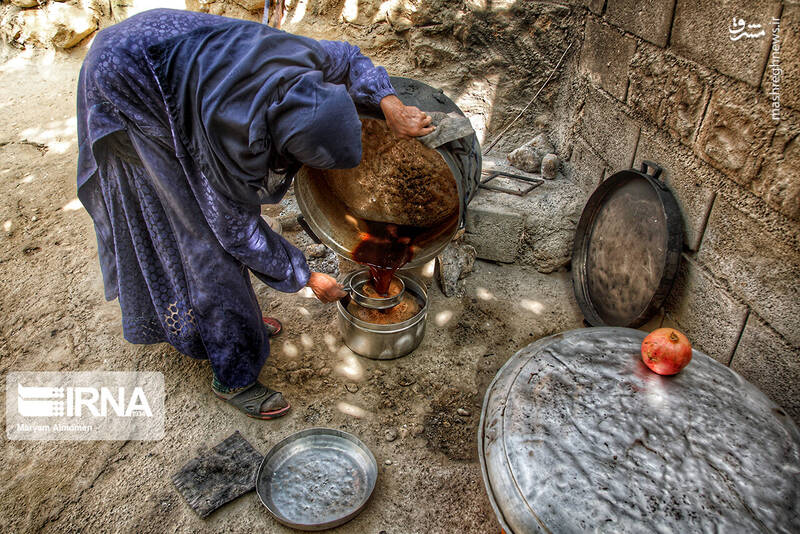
[256,428,377,531]
[571,161,682,327]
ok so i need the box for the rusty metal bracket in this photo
[479,170,545,197]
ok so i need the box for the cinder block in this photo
[464,190,524,263]
[518,180,585,273]
[634,130,716,251]
[762,6,798,112]
[753,114,800,221]
[628,46,711,146]
[579,17,636,101]
[664,255,749,365]
[580,88,640,172]
[671,0,781,87]
[605,0,676,47]
[694,87,776,185]
[731,313,800,424]
[696,196,800,347]
[568,137,606,196]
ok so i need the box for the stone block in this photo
[518,180,585,273]
[752,114,800,221]
[696,196,800,347]
[580,88,640,172]
[671,0,781,87]
[605,0,675,47]
[762,6,798,112]
[588,0,604,15]
[47,3,96,48]
[567,137,605,196]
[628,47,710,146]
[694,87,775,185]
[664,255,748,365]
[464,191,524,263]
[731,313,800,424]
[579,17,636,101]
[634,130,716,251]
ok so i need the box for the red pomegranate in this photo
[641,328,692,375]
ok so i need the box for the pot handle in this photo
[296,215,322,244]
[640,160,663,180]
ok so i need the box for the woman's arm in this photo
[318,40,434,138]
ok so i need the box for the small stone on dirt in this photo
[436,239,477,297]
[457,407,471,417]
[305,244,327,258]
[277,213,300,231]
[346,383,359,393]
[541,153,560,179]
[384,459,393,466]
[384,429,398,442]
[507,133,555,173]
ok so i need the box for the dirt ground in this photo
[0,46,584,533]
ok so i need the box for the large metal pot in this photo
[294,76,480,269]
[336,269,427,360]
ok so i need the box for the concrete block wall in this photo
[559,0,800,421]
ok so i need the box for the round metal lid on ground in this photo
[571,161,683,327]
[479,328,800,534]
[256,428,378,531]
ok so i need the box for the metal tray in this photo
[256,428,377,531]
[571,161,683,327]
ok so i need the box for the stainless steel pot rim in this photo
[337,270,428,332]
[348,270,406,310]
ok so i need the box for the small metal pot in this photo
[337,269,427,360]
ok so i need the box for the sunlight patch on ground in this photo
[300,333,313,349]
[434,309,454,327]
[335,346,364,381]
[19,116,77,153]
[341,0,358,22]
[289,0,308,24]
[520,299,545,315]
[476,286,496,301]
[62,198,84,212]
[299,286,315,298]
[422,259,435,278]
[296,306,311,318]
[282,341,300,358]
[324,333,339,353]
[336,401,368,419]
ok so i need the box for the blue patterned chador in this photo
[76,9,396,387]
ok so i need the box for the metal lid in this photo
[479,328,800,534]
[571,161,683,327]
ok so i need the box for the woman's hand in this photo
[306,272,347,303]
[380,95,435,139]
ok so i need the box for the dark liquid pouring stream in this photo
[351,221,416,296]
[349,212,458,297]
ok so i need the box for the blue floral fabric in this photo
[76,9,396,387]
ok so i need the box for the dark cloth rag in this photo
[418,111,475,148]
[172,431,263,518]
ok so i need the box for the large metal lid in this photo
[479,328,800,534]
[571,162,682,327]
